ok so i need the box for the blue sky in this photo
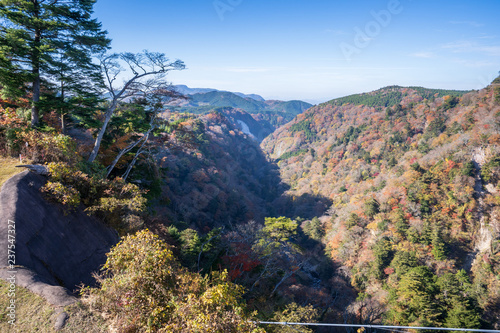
[93,0,500,103]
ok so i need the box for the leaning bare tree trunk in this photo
[122,117,159,182]
[88,99,119,163]
[87,78,157,163]
[107,106,160,177]
[122,126,154,181]
[106,135,146,178]
[87,52,184,163]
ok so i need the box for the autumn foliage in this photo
[82,230,264,333]
[262,84,500,328]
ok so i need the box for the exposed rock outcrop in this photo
[16,164,49,175]
[472,148,493,254]
[0,171,118,305]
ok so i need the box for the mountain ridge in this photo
[168,88,314,131]
[322,85,470,108]
[173,84,265,101]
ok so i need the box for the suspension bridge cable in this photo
[257,321,500,332]
[377,328,410,333]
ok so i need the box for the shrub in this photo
[41,181,80,209]
[0,106,27,156]
[461,161,475,177]
[42,162,146,233]
[261,217,298,244]
[43,162,103,206]
[390,251,418,277]
[20,130,78,163]
[346,213,360,229]
[268,303,319,333]
[82,230,263,333]
[1,104,78,162]
[481,158,500,184]
[364,198,380,218]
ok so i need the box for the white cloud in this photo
[442,40,474,51]
[220,67,272,73]
[480,46,500,56]
[478,35,496,39]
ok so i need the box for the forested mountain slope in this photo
[261,84,500,327]
[167,90,313,128]
[151,107,332,229]
[151,111,282,229]
[211,107,276,142]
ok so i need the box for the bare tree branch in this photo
[105,135,147,178]
[87,50,185,164]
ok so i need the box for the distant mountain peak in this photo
[166,88,313,134]
[173,85,265,102]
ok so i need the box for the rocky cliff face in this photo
[0,171,118,303]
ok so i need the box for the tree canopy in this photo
[0,0,110,126]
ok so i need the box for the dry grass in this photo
[0,279,55,332]
[0,157,23,188]
[0,279,108,332]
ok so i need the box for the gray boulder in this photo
[0,171,119,304]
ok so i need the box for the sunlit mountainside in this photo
[261,83,500,326]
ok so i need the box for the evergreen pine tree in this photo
[431,225,447,260]
[371,236,393,280]
[388,266,441,326]
[364,197,380,218]
[0,0,110,127]
[437,272,481,329]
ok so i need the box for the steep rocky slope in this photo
[0,171,118,302]
[215,107,275,142]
